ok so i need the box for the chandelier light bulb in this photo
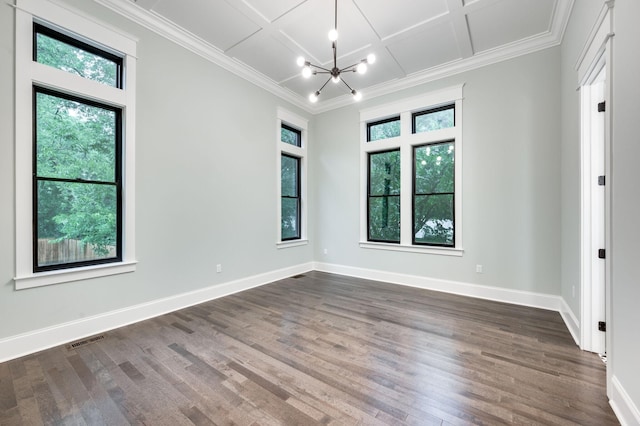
[309,91,320,103]
[328,28,338,42]
[367,53,376,64]
[352,90,362,101]
[296,56,306,67]
[302,66,312,78]
[357,62,368,74]
[332,74,341,83]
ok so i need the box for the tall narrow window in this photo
[34,88,122,270]
[281,154,301,240]
[277,108,308,247]
[368,149,401,243]
[413,142,455,246]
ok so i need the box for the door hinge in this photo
[598,249,606,259]
[598,321,606,332]
[598,175,605,186]
[597,101,606,112]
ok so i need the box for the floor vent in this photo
[66,334,106,350]
[291,274,306,279]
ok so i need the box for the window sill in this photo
[14,261,137,290]
[277,239,309,249]
[360,241,463,256]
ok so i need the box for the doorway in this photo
[580,53,610,356]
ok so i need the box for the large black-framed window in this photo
[33,23,123,89]
[368,149,401,243]
[413,141,455,247]
[281,153,301,240]
[33,86,123,271]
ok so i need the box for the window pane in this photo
[36,91,117,183]
[37,180,117,267]
[414,194,454,245]
[368,150,400,243]
[369,150,400,196]
[368,196,400,242]
[281,155,299,197]
[35,26,120,87]
[413,106,454,133]
[414,142,454,194]
[281,124,301,147]
[368,117,400,142]
[281,198,300,240]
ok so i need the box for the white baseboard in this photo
[313,262,562,311]
[559,297,581,346]
[610,375,640,426]
[0,262,314,363]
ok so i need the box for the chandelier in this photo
[296,0,376,103]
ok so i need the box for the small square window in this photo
[367,117,400,142]
[412,105,454,134]
[281,123,301,147]
[34,23,123,88]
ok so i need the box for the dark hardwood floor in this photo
[0,272,619,425]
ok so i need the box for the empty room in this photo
[1,0,639,424]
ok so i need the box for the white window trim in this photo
[276,107,308,248]
[14,0,137,289]
[359,84,464,256]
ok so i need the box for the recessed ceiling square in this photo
[354,0,449,39]
[467,0,556,53]
[152,0,260,51]
[387,21,461,75]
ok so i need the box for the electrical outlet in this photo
[476,264,483,273]
[323,248,328,255]
[216,264,222,273]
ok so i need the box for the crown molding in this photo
[94,0,314,114]
[94,0,573,115]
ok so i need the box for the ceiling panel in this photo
[151,0,261,51]
[354,0,450,40]
[232,36,300,82]
[466,0,556,53]
[387,20,461,75]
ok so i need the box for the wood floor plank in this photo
[0,272,619,425]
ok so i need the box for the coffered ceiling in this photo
[97,0,574,112]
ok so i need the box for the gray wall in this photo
[313,48,562,296]
[0,0,313,339]
[559,0,603,326]
[610,0,640,411]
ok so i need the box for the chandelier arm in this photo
[339,62,363,72]
[340,77,354,92]
[308,63,332,73]
[317,76,333,93]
